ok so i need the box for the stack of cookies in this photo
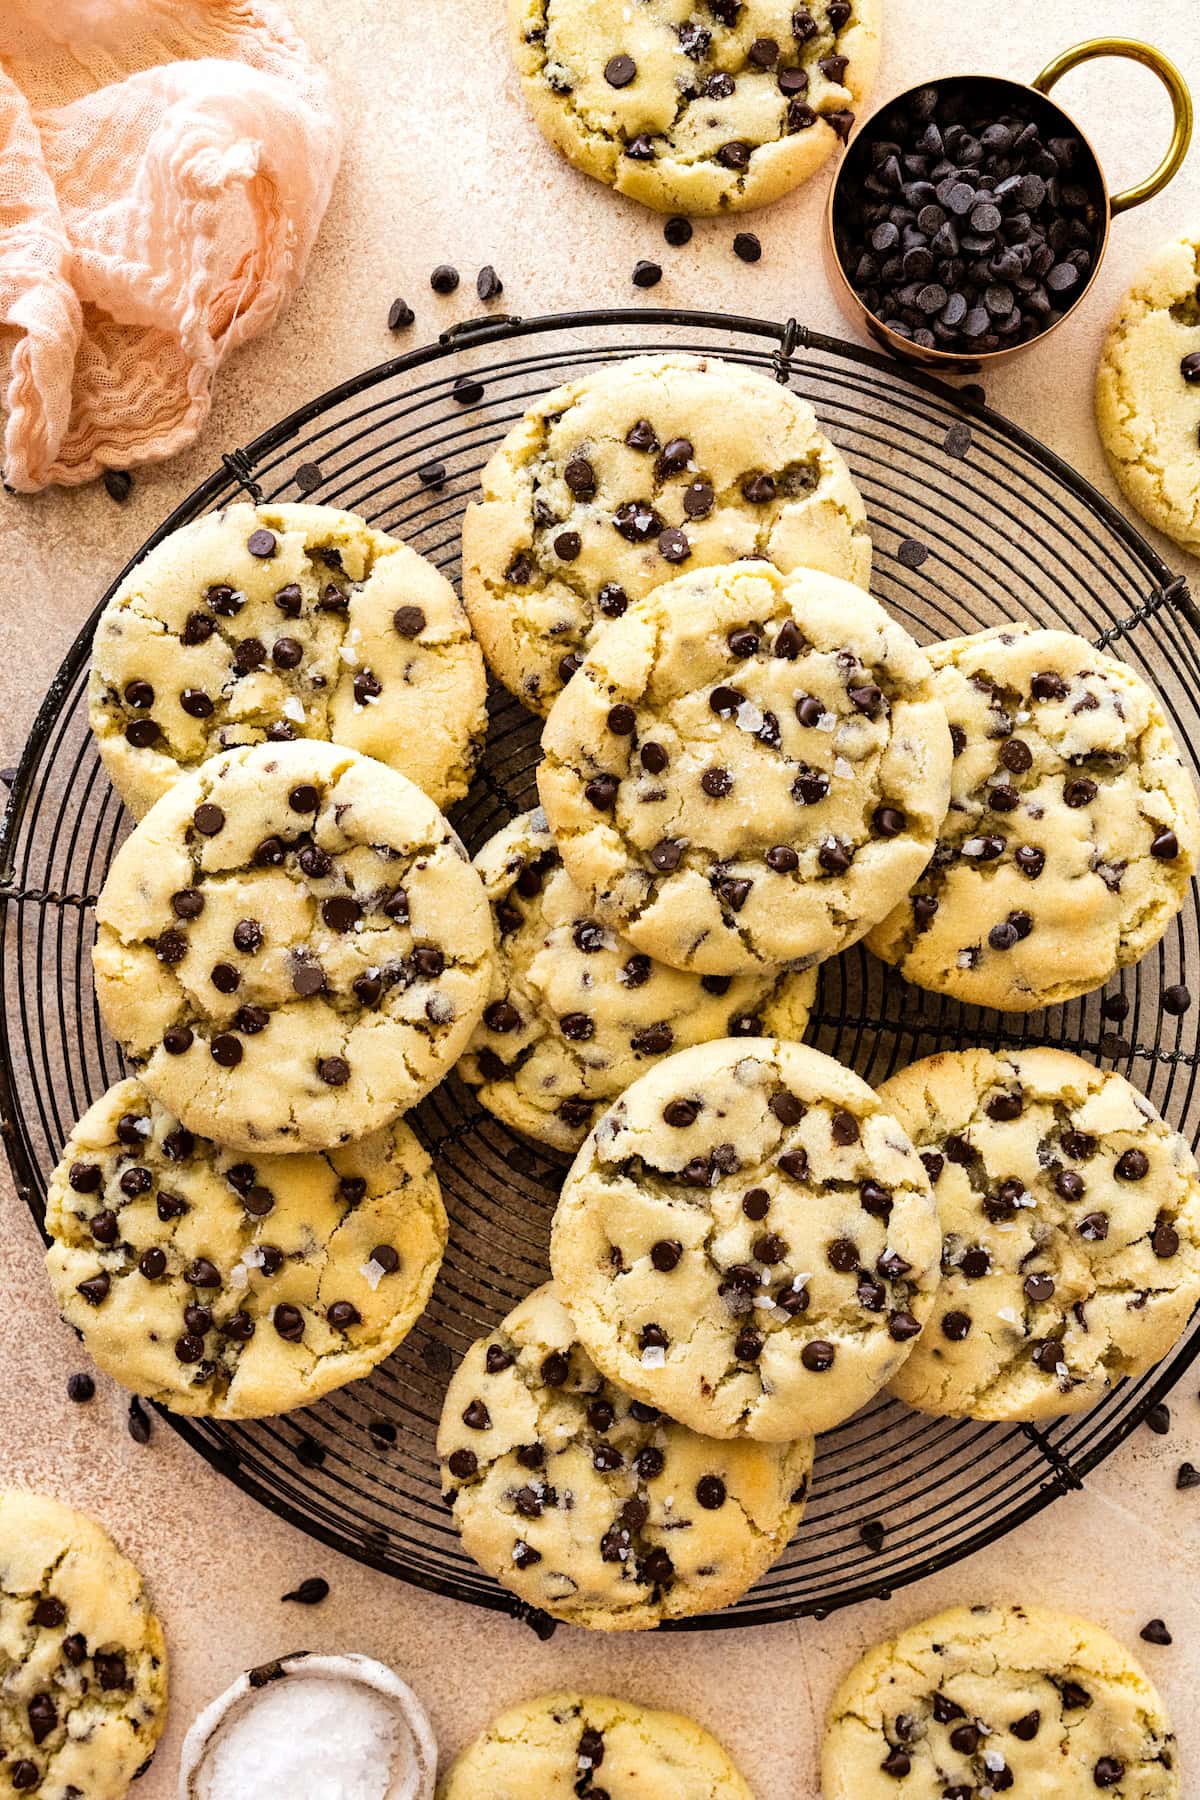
[51,503,500,1420]
[47,351,1200,1639]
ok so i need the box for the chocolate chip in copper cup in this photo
[831,73,1105,362]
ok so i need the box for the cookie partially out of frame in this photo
[91,741,494,1153]
[876,1048,1200,1422]
[508,0,881,216]
[460,807,816,1152]
[1096,232,1200,554]
[0,1489,168,1800]
[438,1283,812,1630]
[440,1691,753,1798]
[550,1038,940,1440]
[89,502,488,818]
[867,623,1200,1010]
[462,352,871,716]
[46,1079,447,1419]
[822,1602,1179,1799]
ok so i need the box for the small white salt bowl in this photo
[178,1651,437,1800]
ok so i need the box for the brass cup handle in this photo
[1033,38,1193,215]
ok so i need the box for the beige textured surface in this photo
[0,3,1199,1797]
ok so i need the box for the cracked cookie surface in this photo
[462,353,871,716]
[438,1282,812,1629]
[507,0,881,215]
[538,561,951,976]
[550,1038,940,1440]
[91,741,494,1153]
[1096,233,1200,554]
[0,1490,167,1800]
[89,502,488,818]
[45,1078,447,1419]
[876,1048,1200,1422]
[822,1602,1179,1799]
[866,624,1200,1011]
[461,808,816,1151]
[439,1691,753,1797]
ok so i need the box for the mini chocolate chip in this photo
[1151,828,1180,860]
[942,1310,972,1341]
[318,1056,351,1086]
[1024,1273,1055,1302]
[1116,1149,1149,1181]
[193,803,225,835]
[801,1340,835,1371]
[210,1033,243,1066]
[282,1576,330,1605]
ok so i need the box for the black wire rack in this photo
[3,307,1199,1635]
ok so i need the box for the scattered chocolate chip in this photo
[632,260,663,288]
[282,1576,330,1605]
[430,265,459,294]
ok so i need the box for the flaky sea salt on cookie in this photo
[460,807,816,1152]
[507,0,881,216]
[867,623,1200,1010]
[92,741,494,1153]
[550,1038,940,1440]
[440,1692,753,1798]
[823,1602,1179,1798]
[876,1047,1200,1421]
[438,1282,812,1629]
[46,1078,447,1419]
[0,1490,168,1800]
[538,560,952,976]
[89,502,488,817]
[462,352,871,715]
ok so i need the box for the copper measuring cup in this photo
[825,39,1193,372]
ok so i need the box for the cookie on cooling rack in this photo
[91,741,494,1154]
[822,1602,1180,1799]
[442,1692,753,1798]
[874,1047,1200,1422]
[537,560,952,976]
[1096,232,1200,554]
[462,352,871,716]
[0,1489,168,1800]
[459,807,817,1152]
[438,1282,812,1630]
[550,1039,941,1441]
[89,502,488,818]
[45,1078,447,1418]
[866,623,1200,1010]
[508,0,881,216]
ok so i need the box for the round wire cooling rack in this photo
[3,306,1200,1634]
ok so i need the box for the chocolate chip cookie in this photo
[438,1282,812,1629]
[45,1078,447,1418]
[867,624,1200,1010]
[462,352,871,715]
[89,502,488,818]
[875,1048,1200,1421]
[0,1489,168,1800]
[1096,233,1200,553]
[91,742,494,1153]
[538,560,952,976]
[550,1038,940,1440]
[508,0,881,215]
[440,1692,753,1798]
[822,1603,1179,1798]
[461,808,817,1151]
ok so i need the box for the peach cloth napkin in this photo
[0,0,342,492]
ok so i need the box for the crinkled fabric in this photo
[0,0,341,491]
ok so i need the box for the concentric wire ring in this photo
[1,308,1196,1630]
